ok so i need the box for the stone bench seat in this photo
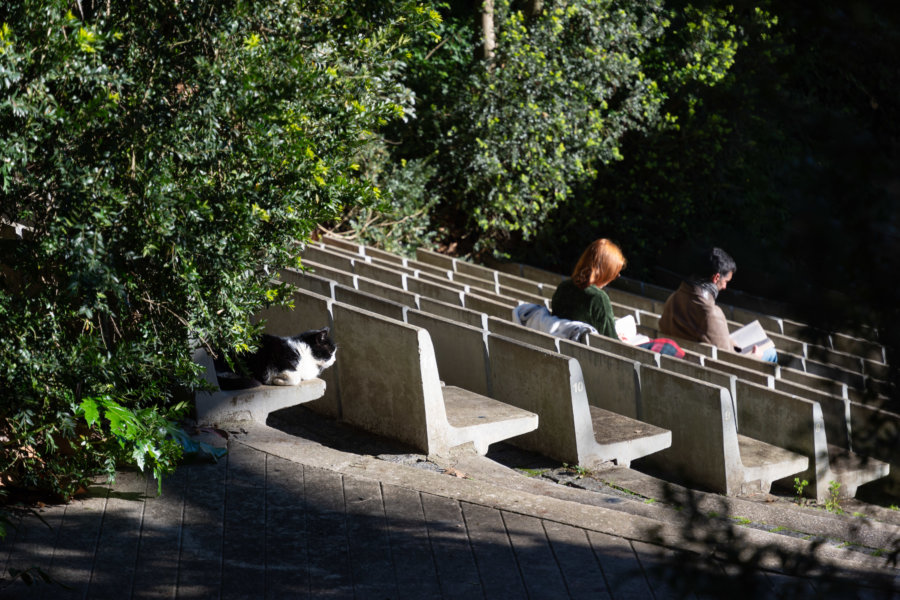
[736,434,811,488]
[487,334,672,468]
[273,288,539,457]
[193,349,326,426]
[825,443,890,498]
[440,385,543,454]
[588,405,672,468]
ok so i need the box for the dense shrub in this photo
[0,0,436,498]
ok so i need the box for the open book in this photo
[730,320,775,355]
[615,315,651,346]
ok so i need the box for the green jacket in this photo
[550,278,617,338]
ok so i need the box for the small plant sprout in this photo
[563,463,591,479]
[793,477,809,504]
[825,480,844,514]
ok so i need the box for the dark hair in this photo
[705,247,736,278]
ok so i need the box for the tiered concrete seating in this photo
[286,254,805,493]
[272,287,539,457]
[485,253,891,388]
[449,246,895,497]
[481,319,811,495]
[287,270,673,468]
[311,236,893,499]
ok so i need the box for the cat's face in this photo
[295,327,337,369]
[265,327,337,385]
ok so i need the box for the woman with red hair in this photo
[550,238,626,339]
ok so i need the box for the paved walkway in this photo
[3,414,899,599]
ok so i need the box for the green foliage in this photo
[0,1,435,498]
[388,0,758,256]
[528,2,783,275]
[793,477,809,504]
[329,158,441,257]
[825,480,843,514]
[76,396,187,494]
[563,462,591,478]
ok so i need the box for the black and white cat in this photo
[215,327,336,389]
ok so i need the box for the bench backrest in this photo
[637,365,741,495]
[486,334,592,464]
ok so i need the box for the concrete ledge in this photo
[193,349,326,426]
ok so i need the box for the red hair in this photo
[571,238,626,290]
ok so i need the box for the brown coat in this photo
[658,281,733,351]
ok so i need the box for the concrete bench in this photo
[497,271,547,298]
[193,348,326,426]
[419,296,489,329]
[279,267,335,298]
[487,335,671,468]
[484,317,662,447]
[292,259,358,288]
[405,308,492,397]
[831,331,887,364]
[636,365,808,496]
[330,301,538,456]
[736,381,888,501]
[476,255,560,287]
[605,287,659,314]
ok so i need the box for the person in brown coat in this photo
[659,248,775,361]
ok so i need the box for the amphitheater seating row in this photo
[287,273,817,495]
[284,261,864,499]
[474,248,891,381]
[414,245,886,390]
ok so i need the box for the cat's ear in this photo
[316,327,330,341]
